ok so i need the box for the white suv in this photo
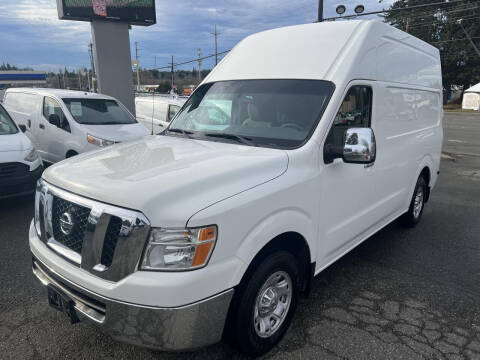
[4,89,149,164]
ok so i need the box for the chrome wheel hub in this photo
[413,187,424,219]
[254,271,292,338]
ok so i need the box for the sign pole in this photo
[91,21,135,114]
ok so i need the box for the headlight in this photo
[140,226,217,271]
[24,148,40,162]
[87,134,115,147]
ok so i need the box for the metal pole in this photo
[458,20,480,59]
[135,41,141,91]
[214,25,218,65]
[318,0,324,22]
[171,55,174,90]
[197,48,202,84]
[88,43,96,92]
[211,25,220,66]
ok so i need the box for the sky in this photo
[0,0,393,72]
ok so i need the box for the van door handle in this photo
[39,124,45,130]
[27,119,31,128]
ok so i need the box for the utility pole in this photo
[78,71,82,90]
[88,43,96,92]
[197,48,202,84]
[211,25,220,66]
[170,55,174,91]
[63,69,67,89]
[458,19,480,59]
[135,41,141,91]
[318,0,324,22]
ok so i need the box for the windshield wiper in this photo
[165,128,194,137]
[203,133,257,147]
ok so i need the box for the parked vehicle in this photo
[0,104,43,199]
[3,89,149,164]
[29,20,442,356]
[135,95,186,134]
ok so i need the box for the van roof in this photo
[135,95,186,106]
[204,20,441,90]
[5,88,116,100]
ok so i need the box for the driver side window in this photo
[43,97,70,132]
[326,86,372,149]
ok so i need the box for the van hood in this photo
[43,135,288,227]
[81,123,150,142]
[0,132,32,152]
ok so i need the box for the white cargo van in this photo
[4,89,149,164]
[135,96,186,134]
[29,21,442,356]
[0,104,43,198]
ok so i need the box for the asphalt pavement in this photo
[0,112,479,359]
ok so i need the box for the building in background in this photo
[462,83,480,111]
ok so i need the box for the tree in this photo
[384,0,480,100]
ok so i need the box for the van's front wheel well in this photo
[239,232,313,296]
[420,166,431,202]
[66,150,78,159]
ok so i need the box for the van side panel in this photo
[375,82,442,211]
[376,33,442,90]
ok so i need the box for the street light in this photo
[336,5,346,15]
[354,5,365,14]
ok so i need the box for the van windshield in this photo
[0,105,18,135]
[63,98,136,125]
[166,79,334,149]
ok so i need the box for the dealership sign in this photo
[56,0,156,26]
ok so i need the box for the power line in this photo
[152,50,231,70]
[322,0,471,21]
[432,36,480,44]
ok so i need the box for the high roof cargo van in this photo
[29,20,442,356]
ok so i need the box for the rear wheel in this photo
[399,176,427,228]
[227,252,300,357]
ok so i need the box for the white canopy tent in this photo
[462,83,480,111]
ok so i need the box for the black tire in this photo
[399,176,427,228]
[227,251,300,357]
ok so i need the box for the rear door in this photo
[153,102,168,132]
[3,92,38,146]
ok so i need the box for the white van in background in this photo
[30,20,442,356]
[135,96,185,134]
[3,89,149,164]
[0,104,43,199]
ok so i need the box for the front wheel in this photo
[227,252,300,357]
[399,176,427,228]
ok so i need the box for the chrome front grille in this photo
[51,197,90,254]
[34,180,150,282]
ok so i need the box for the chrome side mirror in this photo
[343,127,376,164]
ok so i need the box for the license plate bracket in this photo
[47,284,80,324]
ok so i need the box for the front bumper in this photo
[0,164,43,199]
[32,256,234,351]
